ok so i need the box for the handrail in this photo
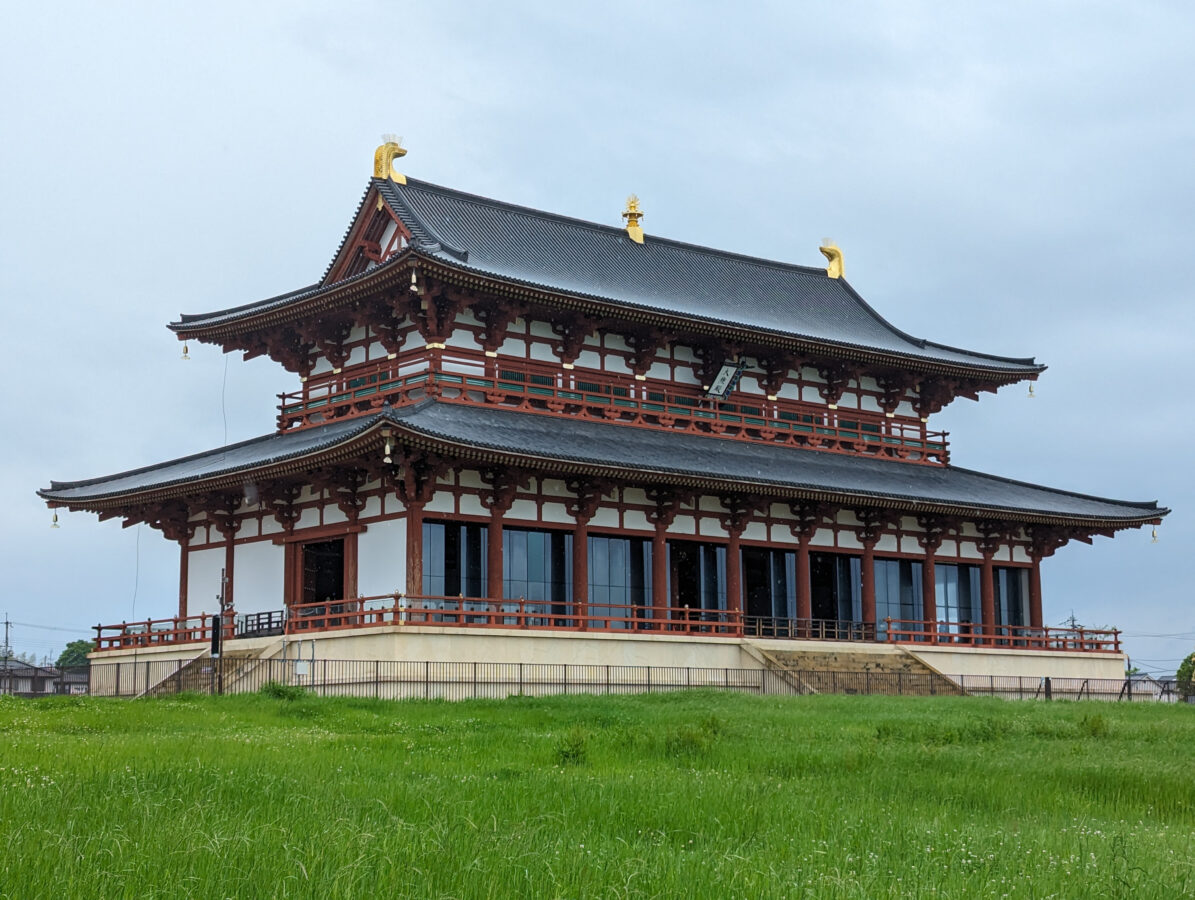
[93,613,232,651]
[275,347,948,464]
[883,618,1121,653]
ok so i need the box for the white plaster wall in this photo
[459,494,487,517]
[671,515,697,535]
[875,534,899,553]
[742,522,768,542]
[589,507,619,529]
[540,502,573,525]
[234,541,284,614]
[623,509,651,532]
[186,547,225,617]
[574,350,602,369]
[358,518,407,597]
[508,499,539,521]
[529,342,557,362]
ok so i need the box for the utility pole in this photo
[1,613,11,696]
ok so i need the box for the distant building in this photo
[41,142,1167,692]
[1,659,58,696]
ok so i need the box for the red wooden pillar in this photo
[980,553,996,644]
[651,525,667,621]
[726,527,743,632]
[860,540,877,629]
[405,501,424,597]
[487,509,505,600]
[1028,556,1043,629]
[178,539,189,619]
[344,532,358,600]
[573,519,589,628]
[223,536,235,613]
[795,539,812,631]
[921,551,937,625]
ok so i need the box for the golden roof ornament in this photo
[373,134,408,184]
[622,194,645,244]
[819,238,844,279]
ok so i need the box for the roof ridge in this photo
[398,176,833,278]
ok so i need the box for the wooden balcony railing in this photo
[883,619,1121,653]
[276,349,949,464]
[91,602,1118,654]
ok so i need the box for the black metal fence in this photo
[73,656,1192,703]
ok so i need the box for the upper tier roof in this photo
[173,177,1043,378]
[39,400,1165,529]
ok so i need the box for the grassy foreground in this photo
[1,690,1192,899]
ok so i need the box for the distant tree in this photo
[57,640,93,669]
[1177,651,1195,701]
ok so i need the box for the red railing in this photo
[285,595,742,637]
[883,619,1121,653]
[94,614,231,651]
[276,349,949,464]
[92,603,1119,654]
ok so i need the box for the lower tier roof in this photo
[39,401,1167,528]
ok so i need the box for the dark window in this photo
[874,559,924,634]
[668,540,726,613]
[935,563,981,633]
[995,566,1027,628]
[422,521,486,597]
[809,552,860,622]
[588,535,652,628]
[301,539,344,606]
[742,547,794,620]
[503,527,571,617]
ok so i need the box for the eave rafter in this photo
[174,251,1040,395]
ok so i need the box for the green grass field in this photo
[1,690,1192,899]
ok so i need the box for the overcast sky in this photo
[2,1,1190,672]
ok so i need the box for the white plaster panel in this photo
[838,392,859,409]
[366,341,387,360]
[260,517,283,536]
[837,531,863,550]
[671,367,701,386]
[458,495,487,518]
[589,507,619,529]
[1011,546,1030,564]
[958,540,982,560]
[899,516,921,533]
[323,504,347,525]
[859,395,882,413]
[508,499,539,521]
[233,541,284,615]
[441,357,482,375]
[349,325,369,343]
[698,518,725,538]
[742,522,768,542]
[769,525,798,544]
[457,469,486,489]
[777,383,801,401]
[900,536,922,554]
[573,350,602,369]
[506,317,527,334]
[622,487,648,507]
[876,534,899,553]
[670,515,697,535]
[603,333,630,353]
[361,496,383,519]
[527,320,555,338]
[809,528,835,548]
[698,496,723,513]
[623,510,651,533]
[498,337,525,356]
[425,491,455,514]
[939,540,959,558]
[801,386,823,403]
[646,362,671,380]
[186,547,225,617]
[539,478,570,498]
[540,502,573,525]
[836,510,861,527]
[295,508,320,530]
[310,357,332,376]
[528,342,557,362]
[455,309,482,328]
[346,346,366,367]
[357,518,406,597]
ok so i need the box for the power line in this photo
[10,621,94,634]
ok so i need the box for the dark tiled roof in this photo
[41,402,1165,526]
[173,177,1042,376]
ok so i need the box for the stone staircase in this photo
[138,643,283,697]
[748,644,964,697]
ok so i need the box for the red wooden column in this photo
[1028,555,1043,629]
[177,538,189,619]
[720,494,762,636]
[795,539,812,627]
[860,539,877,629]
[573,518,590,628]
[213,512,240,613]
[977,525,1005,645]
[487,510,505,600]
[482,467,523,602]
[405,501,424,597]
[651,526,667,622]
[567,479,606,631]
[979,554,996,644]
[646,488,684,624]
[916,516,952,637]
[854,509,893,638]
[788,501,829,638]
[726,525,743,624]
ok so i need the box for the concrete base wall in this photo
[91,628,1125,683]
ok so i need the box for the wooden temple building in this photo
[41,141,1168,689]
